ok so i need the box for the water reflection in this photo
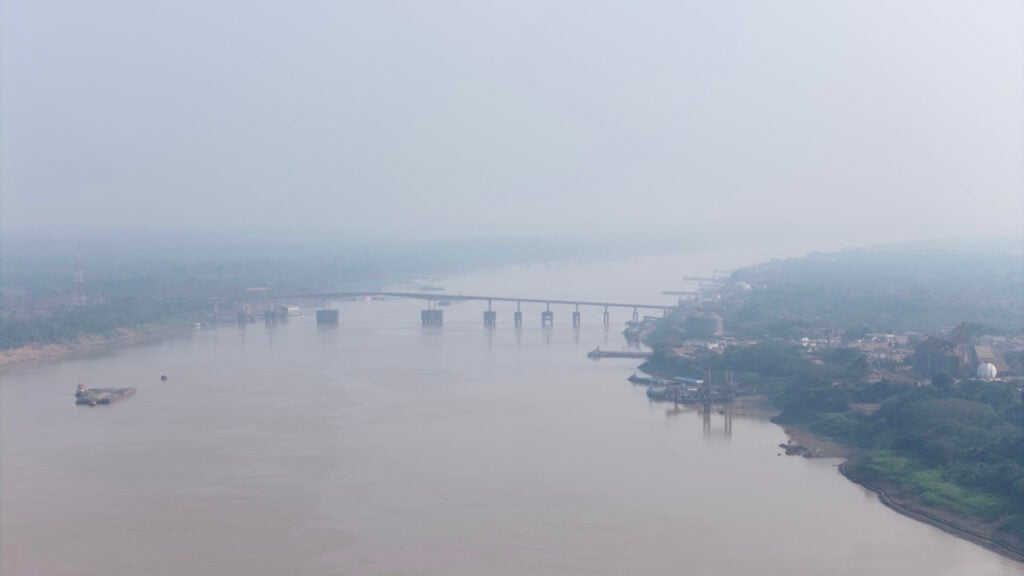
[700,405,733,439]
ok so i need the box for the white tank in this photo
[976,363,998,379]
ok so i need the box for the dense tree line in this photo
[641,337,1024,541]
[724,241,1024,336]
[0,297,204,350]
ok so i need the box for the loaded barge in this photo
[588,347,653,359]
[75,384,136,406]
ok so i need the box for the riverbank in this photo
[0,324,192,367]
[839,460,1024,563]
[692,390,1023,563]
[771,413,1024,564]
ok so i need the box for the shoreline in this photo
[839,462,1024,563]
[645,376,1024,563]
[775,412,1024,564]
[0,324,193,368]
[729,394,1024,563]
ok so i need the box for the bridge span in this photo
[280,291,675,327]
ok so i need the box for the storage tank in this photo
[976,362,998,379]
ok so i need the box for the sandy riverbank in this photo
[0,325,192,368]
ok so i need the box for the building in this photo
[912,337,962,377]
[972,345,1009,376]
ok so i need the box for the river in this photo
[3,248,1022,575]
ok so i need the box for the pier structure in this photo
[702,406,732,437]
[274,292,673,328]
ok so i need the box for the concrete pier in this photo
[483,310,496,327]
[603,306,610,327]
[572,310,581,328]
[421,309,443,326]
[514,311,523,327]
[632,307,639,323]
[541,310,554,327]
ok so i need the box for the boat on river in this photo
[75,383,136,406]
[588,347,652,359]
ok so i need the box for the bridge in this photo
[276,291,675,328]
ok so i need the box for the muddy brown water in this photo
[3,251,1022,575]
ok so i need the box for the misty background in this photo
[2,1,1022,246]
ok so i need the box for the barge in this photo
[75,384,136,406]
[588,347,653,360]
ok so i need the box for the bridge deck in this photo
[284,292,673,311]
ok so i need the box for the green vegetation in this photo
[0,297,201,350]
[848,450,1013,520]
[726,239,1024,336]
[642,240,1024,543]
[646,336,1024,540]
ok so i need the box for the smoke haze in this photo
[3,1,1022,244]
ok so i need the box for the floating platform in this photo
[75,385,136,406]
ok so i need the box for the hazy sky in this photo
[3,1,1022,244]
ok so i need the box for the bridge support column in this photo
[421,309,443,326]
[513,311,522,327]
[603,306,610,327]
[632,307,639,323]
[483,310,496,327]
[541,310,553,327]
[572,311,581,328]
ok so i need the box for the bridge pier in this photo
[603,306,610,327]
[316,309,340,325]
[421,309,443,326]
[632,307,639,323]
[541,310,553,327]
[483,310,496,327]
[514,311,522,327]
[572,310,581,328]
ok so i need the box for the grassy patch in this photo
[852,450,1010,520]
